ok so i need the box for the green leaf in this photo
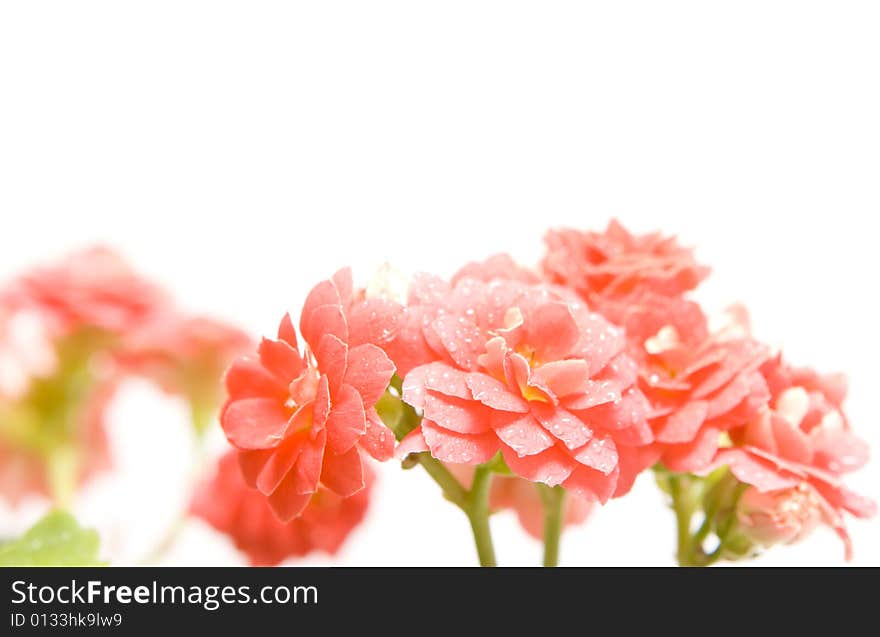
[0,510,104,566]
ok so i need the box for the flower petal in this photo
[573,313,626,376]
[402,363,471,411]
[428,314,482,371]
[421,420,498,464]
[572,434,619,475]
[655,400,708,444]
[525,302,580,360]
[710,448,799,492]
[532,403,592,450]
[222,397,290,449]
[255,431,306,495]
[277,312,299,347]
[302,304,348,353]
[343,343,395,406]
[396,427,429,458]
[225,357,287,401]
[293,430,326,494]
[770,414,813,465]
[423,392,491,434]
[662,426,720,473]
[320,446,365,498]
[705,370,761,419]
[266,473,312,523]
[325,383,367,455]
[467,373,528,413]
[259,337,303,383]
[360,409,395,461]
[316,333,348,394]
[563,465,619,503]
[531,360,590,398]
[501,445,574,486]
[491,412,555,456]
[811,427,869,474]
[575,387,650,434]
[237,448,273,488]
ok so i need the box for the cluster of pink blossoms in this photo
[215,219,873,566]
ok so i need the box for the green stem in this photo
[466,464,496,567]
[47,446,78,509]
[416,453,467,507]
[384,383,498,566]
[413,453,496,566]
[668,475,695,566]
[538,484,565,567]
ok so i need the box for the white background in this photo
[0,1,877,566]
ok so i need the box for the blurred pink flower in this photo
[396,276,654,502]
[542,220,710,352]
[192,451,373,565]
[712,356,875,558]
[5,247,169,337]
[119,314,252,427]
[542,219,709,300]
[221,270,396,522]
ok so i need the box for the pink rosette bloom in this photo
[220,270,396,522]
[5,247,169,336]
[542,220,710,350]
[711,356,875,558]
[193,451,373,566]
[641,327,770,473]
[542,219,709,300]
[396,276,654,502]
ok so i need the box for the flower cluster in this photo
[215,219,871,565]
[2,220,873,567]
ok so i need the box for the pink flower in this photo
[641,327,771,473]
[192,451,373,565]
[711,357,875,558]
[542,219,710,300]
[396,276,654,502]
[5,247,169,336]
[735,484,828,548]
[220,270,396,522]
[542,220,710,351]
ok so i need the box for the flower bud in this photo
[735,484,822,547]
